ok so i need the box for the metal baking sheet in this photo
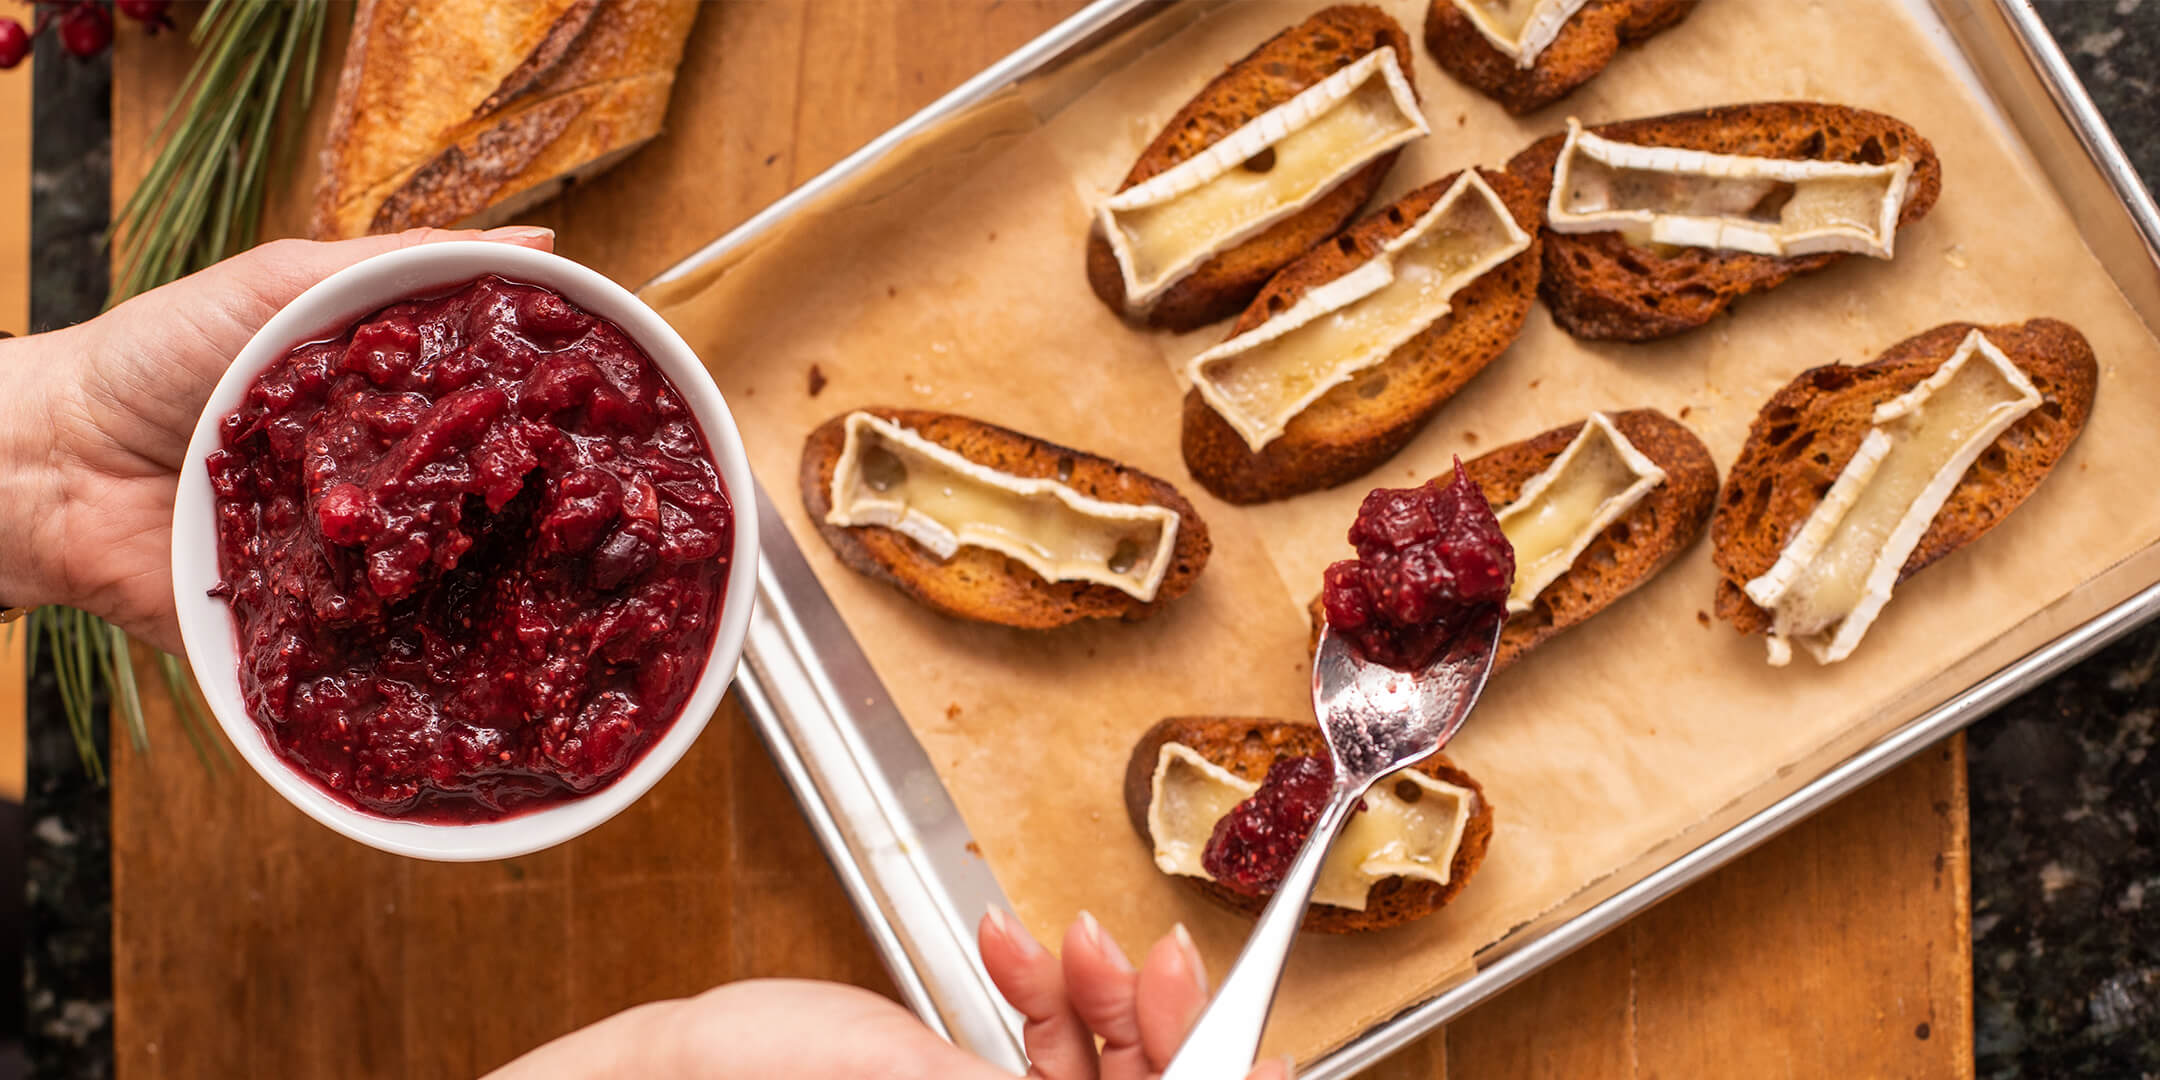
[642,1,2160,1073]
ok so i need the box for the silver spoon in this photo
[1160,611,1505,1079]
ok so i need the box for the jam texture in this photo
[1201,755,1356,896]
[207,275,732,822]
[1321,462,1513,670]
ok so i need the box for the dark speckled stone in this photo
[17,4,2160,1079]
[1971,4,2160,1076]
[25,30,116,1080]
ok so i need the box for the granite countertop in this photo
[20,3,2160,1077]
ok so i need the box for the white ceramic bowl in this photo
[171,241,758,861]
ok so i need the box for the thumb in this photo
[216,225,558,314]
[1245,1058,1296,1080]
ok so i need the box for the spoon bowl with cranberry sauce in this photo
[1165,463,1512,1078]
[172,242,758,861]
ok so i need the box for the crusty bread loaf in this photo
[800,408,1212,628]
[1122,717,1492,934]
[1505,102,1943,342]
[1424,0,1697,115]
[1713,319,2096,635]
[1182,167,1544,504]
[1086,5,1416,332]
[312,0,699,240]
[1306,409,1718,670]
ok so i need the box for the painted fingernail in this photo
[1173,922,1208,996]
[1078,910,1134,974]
[985,904,1043,959]
[480,225,555,242]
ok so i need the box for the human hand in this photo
[979,907,1294,1080]
[480,911,1290,1080]
[0,225,554,652]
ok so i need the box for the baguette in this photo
[800,408,1211,628]
[1122,717,1493,934]
[1713,319,2096,645]
[1424,0,1697,115]
[1182,167,1545,504]
[312,0,699,240]
[1086,5,1418,332]
[1505,102,1943,341]
[1307,409,1718,671]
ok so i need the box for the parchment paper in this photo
[647,0,2160,1061]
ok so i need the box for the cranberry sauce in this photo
[206,275,733,823]
[1320,461,1513,670]
[1201,756,1359,896]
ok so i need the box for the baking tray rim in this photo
[639,0,2160,1073]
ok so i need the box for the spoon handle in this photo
[1160,784,1367,1079]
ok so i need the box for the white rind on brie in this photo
[1184,170,1531,452]
[825,412,1182,602]
[1147,742,1475,911]
[1097,49,1429,311]
[1450,0,1594,68]
[1495,412,1668,614]
[1743,331,2042,665]
[1547,119,1915,258]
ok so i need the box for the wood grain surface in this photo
[3,50,30,804]
[102,3,1971,1076]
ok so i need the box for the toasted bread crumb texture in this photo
[1304,409,1718,670]
[1712,319,2097,635]
[1086,5,1415,331]
[1182,168,1544,504]
[1423,0,1697,115]
[313,0,698,240]
[1122,717,1493,934]
[800,408,1213,629]
[1506,102,1944,342]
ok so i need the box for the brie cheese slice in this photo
[1186,170,1531,451]
[1547,119,1915,258]
[1450,0,1593,68]
[1098,48,1429,311]
[1744,331,2041,664]
[1495,412,1667,614]
[1147,742,1475,911]
[825,412,1182,602]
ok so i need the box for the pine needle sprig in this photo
[31,0,329,779]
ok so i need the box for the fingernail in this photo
[1278,1054,1299,1079]
[480,225,555,242]
[985,904,1043,959]
[1078,910,1134,974]
[1173,922,1208,996]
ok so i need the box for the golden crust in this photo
[1085,5,1416,332]
[1122,717,1494,934]
[1711,319,2097,635]
[1181,167,1544,504]
[799,408,1212,629]
[1504,101,1944,342]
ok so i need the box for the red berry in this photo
[115,0,169,23]
[0,19,28,69]
[57,2,110,59]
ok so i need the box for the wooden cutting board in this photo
[102,3,1972,1076]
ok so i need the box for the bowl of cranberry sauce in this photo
[172,242,758,860]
